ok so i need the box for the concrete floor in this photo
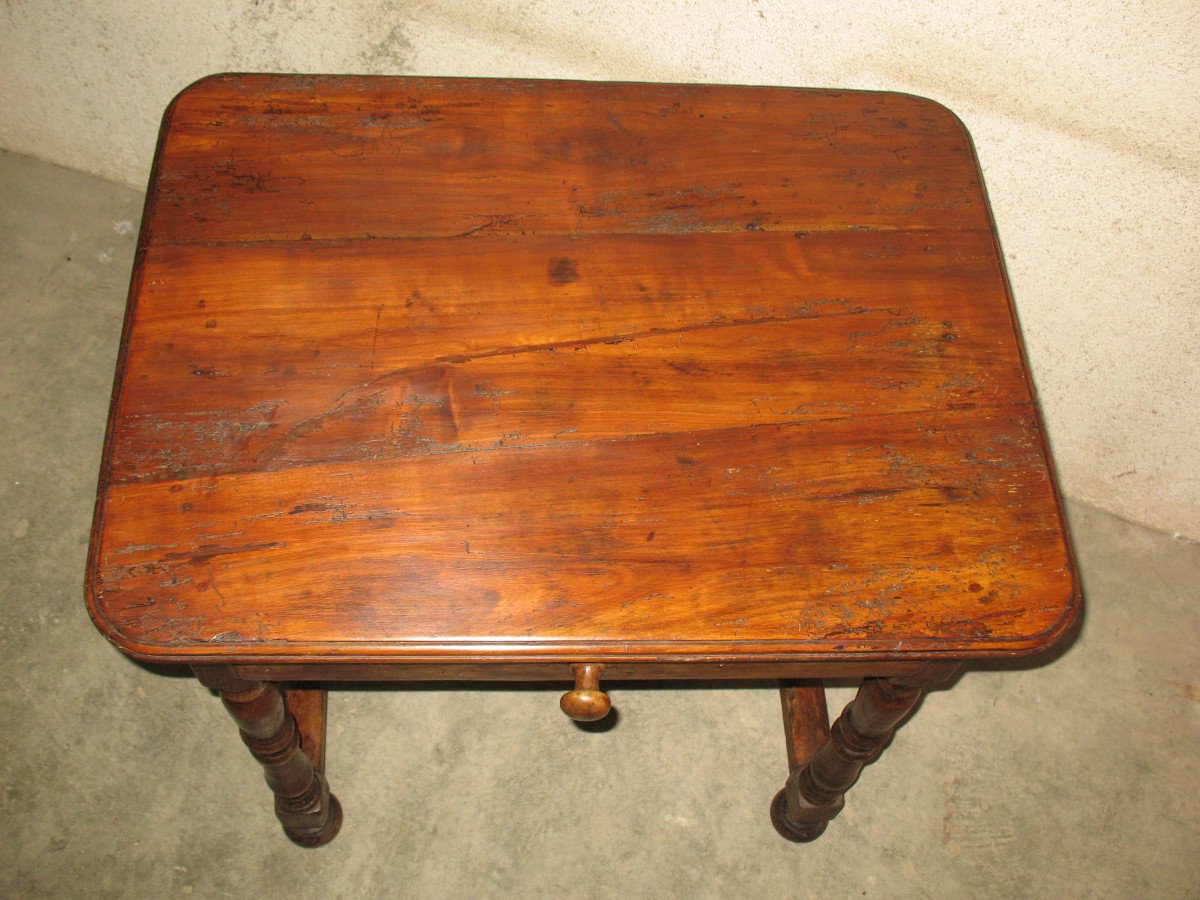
[1,148,1197,898]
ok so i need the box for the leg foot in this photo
[773,680,839,841]
[285,792,344,848]
[770,789,827,843]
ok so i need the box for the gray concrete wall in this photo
[2,1,1197,537]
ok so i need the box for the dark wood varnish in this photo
[85,74,1077,666]
[233,660,926,682]
[780,681,831,773]
[194,667,341,846]
[559,663,611,721]
[143,76,991,243]
[285,687,328,774]
[773,662,961,841]
[85,74,1080,846]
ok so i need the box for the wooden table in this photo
[86,74,1079,847]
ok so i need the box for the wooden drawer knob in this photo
[559,663,611,722]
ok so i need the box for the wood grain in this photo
[148,75,988,243]
[284,687,328,774]
[86,75,1079,666]
[780,682,831,772]
[107,229,1024,484]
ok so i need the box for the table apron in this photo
[232,660,934,683]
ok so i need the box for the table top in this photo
[86,74,1079,665]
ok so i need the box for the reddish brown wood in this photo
[144,76,991,243]
[559,663,611,721]
[83,75,1081,846]
[285,687,328,774]
[234,660,925,682]
[195,667,341,846]
[85,75,1078,667]
[779,681,831,773]
[772,662,960,841]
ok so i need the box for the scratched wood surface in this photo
[86,74,1079,664]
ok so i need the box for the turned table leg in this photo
[194,668,342,847]
[772,662,961,842]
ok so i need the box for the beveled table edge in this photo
[83,584,1082,668]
